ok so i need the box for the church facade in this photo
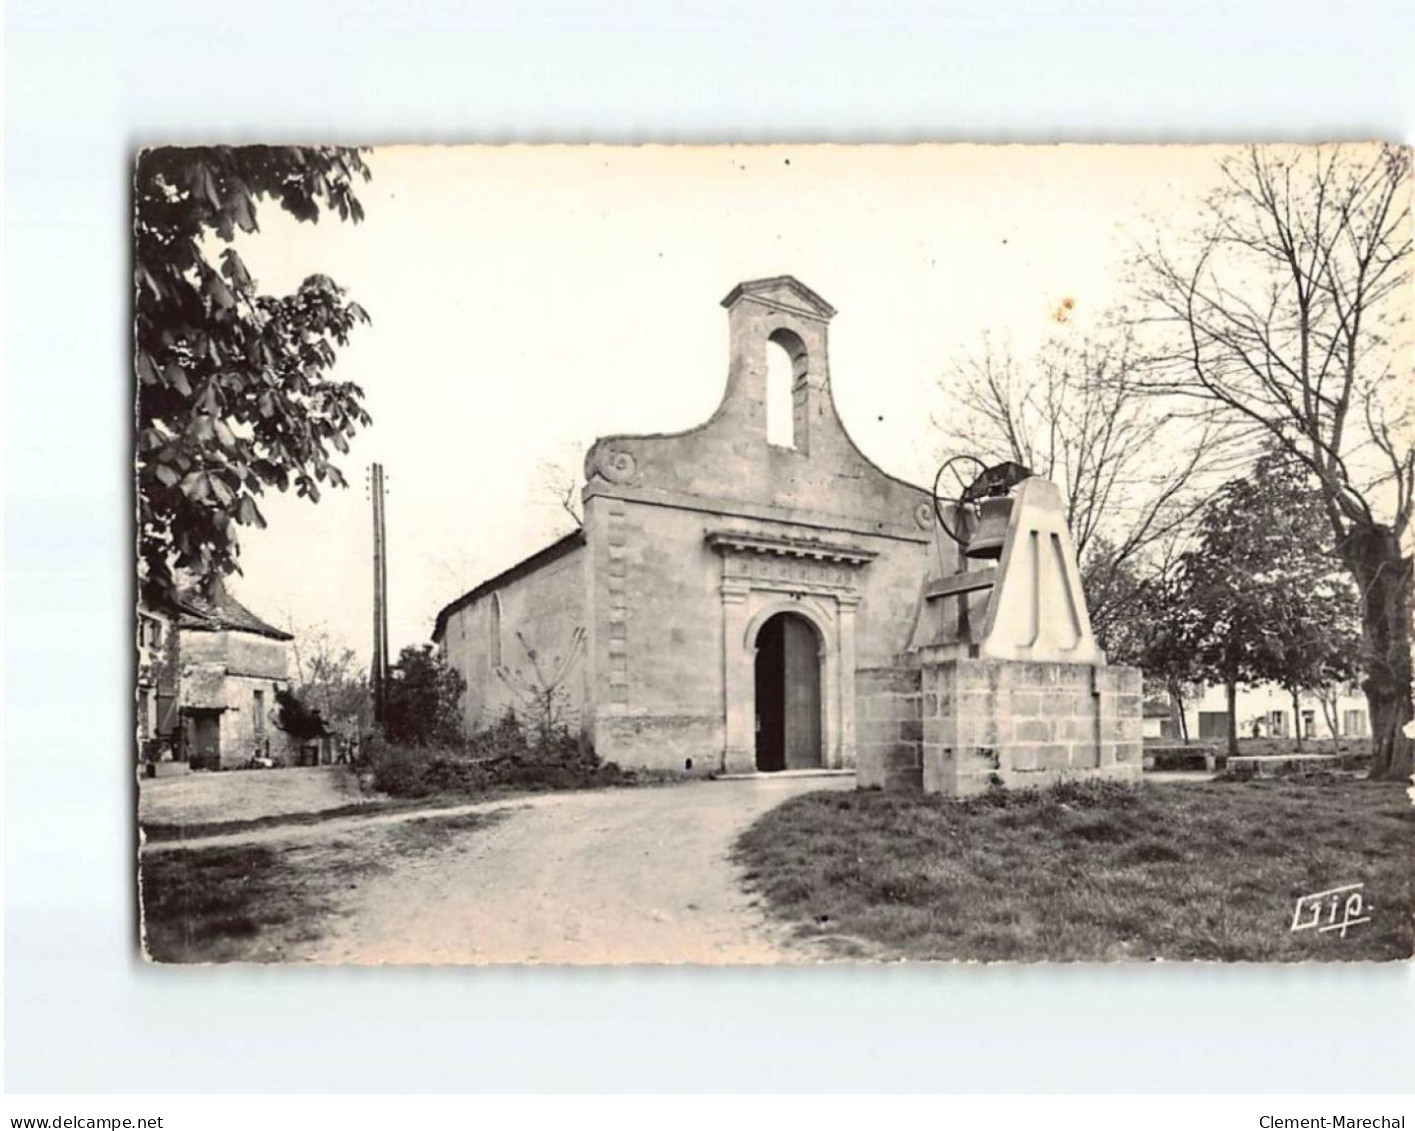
[434,276,946,777]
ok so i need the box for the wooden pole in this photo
[377,463,390,705]
[371,462,386,723]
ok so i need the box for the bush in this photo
[273,687,328,743]
[383,645,465,748]
[367,715,626,799]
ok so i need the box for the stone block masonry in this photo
[915,652,1143,797]
[856,666,924,790]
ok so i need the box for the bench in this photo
[1142,744,1218,772]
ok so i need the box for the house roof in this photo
[432,529,586,643]
[175,578,294,641]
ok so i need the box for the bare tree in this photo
[1134,143,1413,780]
[280,615,372,741]
[937,329,1216,648]
[494,627,586,742]
[533,441,585,534]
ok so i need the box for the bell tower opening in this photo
[718,277,836,454]
[765,329,807,450]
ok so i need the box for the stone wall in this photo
[180,628,290,683]
[580,491,933,773]
[216,672,298,768]
[581,496,722,772]
[918,654,1143,796]
[855,665,924,790]
[438,540,587,735]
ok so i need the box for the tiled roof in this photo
[176,579,294,641]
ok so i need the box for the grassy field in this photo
[139,811,501,963]
[733,777,1413,962]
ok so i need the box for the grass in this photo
[733,777,1413,962]
[139,811,503,963]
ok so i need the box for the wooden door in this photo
[189,713,221,770]
[755,613,822,772]
[781,616,822,769]
[754,618,786,772]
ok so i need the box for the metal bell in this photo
[965,496,1012,559]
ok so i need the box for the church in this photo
[433,276,1143,791]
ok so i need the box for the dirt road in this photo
[308,774,852,965]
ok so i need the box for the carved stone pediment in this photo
[706,530,875,595]
[705,530,876,565]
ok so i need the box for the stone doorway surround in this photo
[706,530,876,774]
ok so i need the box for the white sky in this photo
[227,144,1235,666]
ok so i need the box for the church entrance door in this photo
[754,612,822,772]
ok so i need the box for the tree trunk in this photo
[1225,676,1239,758]
[1340,525,1414,782]
[1290,686,1303,751]
[1167,678,1186,745]
[1319,691,1340,753]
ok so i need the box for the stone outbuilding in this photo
[173,578,297,770]
[434,276,1142,791]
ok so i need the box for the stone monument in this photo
[858,458,1144,796]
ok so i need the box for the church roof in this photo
[432,529,586,643]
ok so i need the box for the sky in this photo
[225,144,1240,667]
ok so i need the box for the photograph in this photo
[132,142,1414,966]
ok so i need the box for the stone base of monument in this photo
[1226,753,1342,778]
[914,653,1144,797]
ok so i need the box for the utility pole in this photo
[369,462,390,724]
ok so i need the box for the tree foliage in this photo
[273,686,329,743]
[1177,451,1362,753]
[134,146,373,597]
[383,645,466,748]
[1136,143,1412,778]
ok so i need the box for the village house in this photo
[1144,683,1371,744]
[139,578,299,770]
[434,277,1143,791]
[135,596,180,762]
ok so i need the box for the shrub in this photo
[367,716,625,799]
[383,645,465,748]
[273,687,328,743]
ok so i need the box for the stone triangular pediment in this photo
[720,276,837,321]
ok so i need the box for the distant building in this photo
[1149,682,1369,743]
[136,595,180,761]
[168,578,297,769]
